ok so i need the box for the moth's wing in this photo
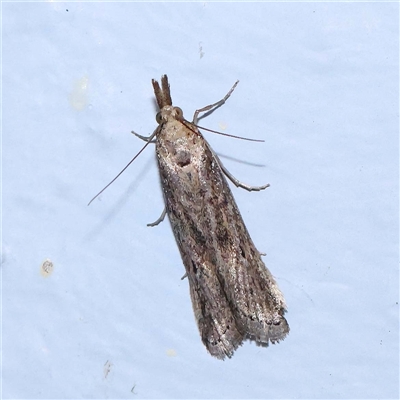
[180,248,244,360]
[157,134,244,359]
[157,126,287,357]
[226,248,289,345]
[175,149,288,352]
[207,148,290,346]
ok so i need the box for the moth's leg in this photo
[147,207,167,227]
[220,162,270,191]
[209,145,270,192]
[132,131,156,143]
[193,80,239,125]
[193,82,268,191]
[181,272,188,280]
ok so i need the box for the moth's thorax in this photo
[156,106,206,180]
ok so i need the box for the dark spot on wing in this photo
[191,259,198,274]
[176,150,191,167]
[239,244,246,258]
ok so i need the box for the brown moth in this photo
[147,75,289,359]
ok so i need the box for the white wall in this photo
[2,2,398,398]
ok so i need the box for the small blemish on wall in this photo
[103,360,113,379]
[40,259,54,277]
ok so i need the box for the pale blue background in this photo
[2,2,399,399]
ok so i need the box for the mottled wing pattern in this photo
[180,250,244,359]
[156,119,289,359]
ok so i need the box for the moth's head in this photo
[156,106,184,124]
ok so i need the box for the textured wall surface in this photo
[2,2,398,399]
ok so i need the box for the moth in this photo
[90,75,289,359]
[146,76,289,359]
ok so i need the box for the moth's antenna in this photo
[88,131,156,206]
[182,120,264,143]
